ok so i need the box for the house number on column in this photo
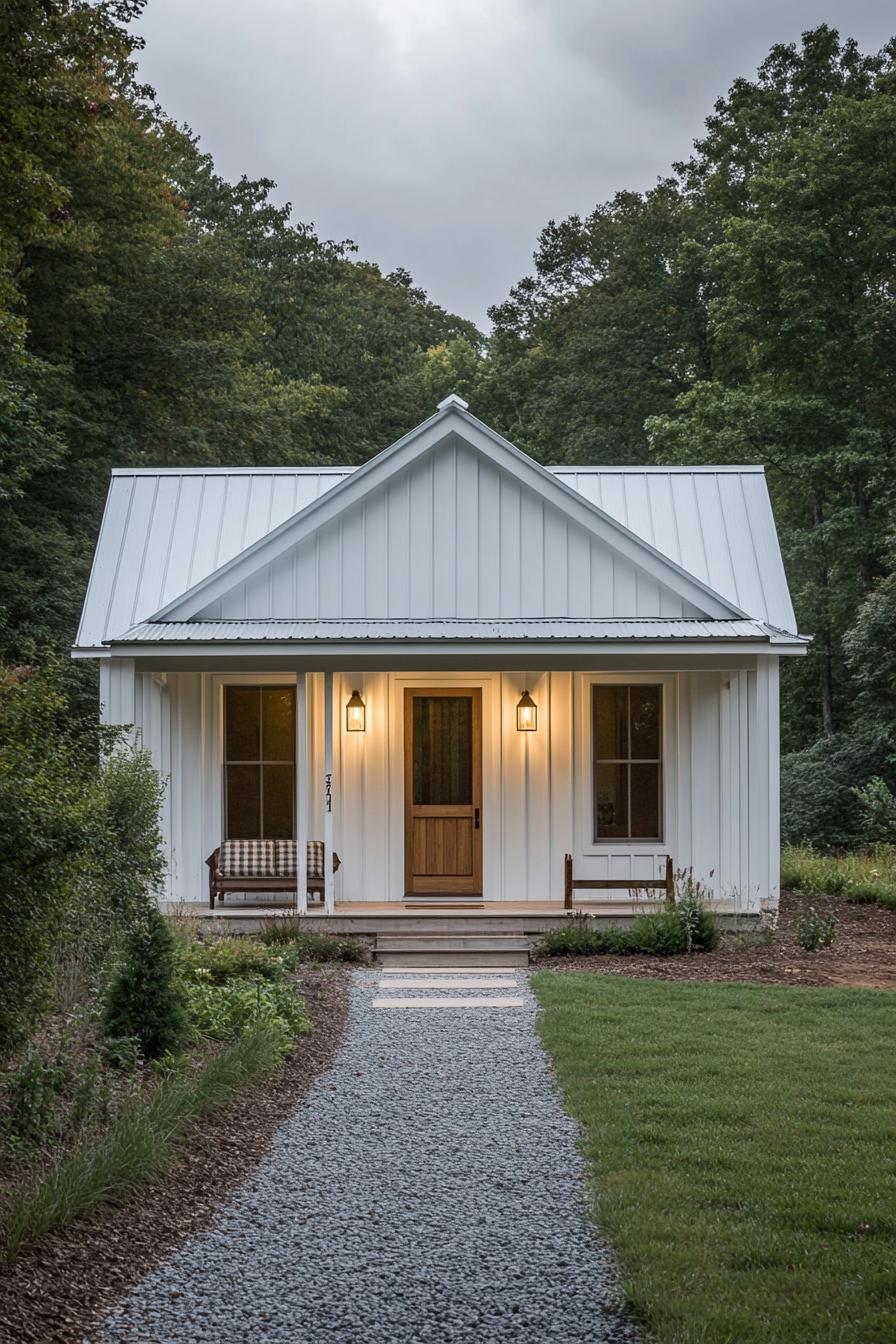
[325,773,332,813]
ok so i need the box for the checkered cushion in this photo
[274,840,326,880]
[217,840,339,882]
[219,839,276,879]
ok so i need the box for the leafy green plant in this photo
[0,661,167,1062]
[257,920,367,962]
[1,1046,66,1149]
[104,905,189,1061]
[852,777,896,844]
[671,870,719,953]
[536,895,718,960]
[1,1025,287,1261]
[184,978,309,1049]
[796,907,837,952]
[1,1032,112,1153]
[177,937,289,985]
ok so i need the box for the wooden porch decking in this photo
[165,897,668,936]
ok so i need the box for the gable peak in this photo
[436,392,469,413]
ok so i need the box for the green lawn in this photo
[533,973,896,1344]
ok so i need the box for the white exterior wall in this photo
[102,656,780,914]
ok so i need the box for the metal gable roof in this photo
[75,420,798,649]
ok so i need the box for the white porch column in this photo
[101,657,137,746]
[295,671,309,916]
[324,670,335,914]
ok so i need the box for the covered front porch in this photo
[96,632,791,920]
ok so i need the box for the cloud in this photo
[134,0,896,327]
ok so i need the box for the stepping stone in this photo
[378,966,519,975]
[376,983,518,994]
[371,995,525,1009]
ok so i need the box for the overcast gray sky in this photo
[134,1,895,328]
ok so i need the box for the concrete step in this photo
[375,949,530,968]
[375,931,531,968]
[376,935,530,952]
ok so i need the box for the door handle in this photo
[474,807,480,829]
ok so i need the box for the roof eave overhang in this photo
[94,637,808,661]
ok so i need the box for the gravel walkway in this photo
[90,970,638,1344]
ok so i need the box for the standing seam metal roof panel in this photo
[75,463,796,647]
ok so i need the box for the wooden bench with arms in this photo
[206,839,341,909]
[563,853,675,910]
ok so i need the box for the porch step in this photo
[374,933,531,968]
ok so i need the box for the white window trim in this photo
[575,672,677,858]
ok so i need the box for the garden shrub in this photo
[184,978,310,1050]
[795,907,837,951]
[627,910,687,955]
[1,1036,111,1152]
[177,937,289,984]
[781,730,896,850]
[257,920,367,962]
[0,660,167,1061]
[536,890,718,959]
[852,777,896,844]
[104,905,189,1061]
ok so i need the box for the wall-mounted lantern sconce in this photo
[345,690,366,732]
[516,690,537,732]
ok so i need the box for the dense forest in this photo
[2,3,895,844]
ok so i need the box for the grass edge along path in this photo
[1,1024,286,1261]
[533,973,896,1344]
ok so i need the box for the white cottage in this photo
[73,395,807,920]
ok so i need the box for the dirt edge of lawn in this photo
[0,966,351,1344]
[534,889,896,989]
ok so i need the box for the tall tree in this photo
[485,182,709,464]
[650,28,896,742]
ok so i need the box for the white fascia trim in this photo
[105,638,807,660]
[148,406,748,624]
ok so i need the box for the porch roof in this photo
[105,617,808,652]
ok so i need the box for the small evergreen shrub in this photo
[104,905,189,1061]
[795,907,837,952]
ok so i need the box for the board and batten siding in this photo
[195,441,705,622]
[100,658,779,913]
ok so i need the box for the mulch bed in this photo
[536,889,896,989]
[0,967,351,1344]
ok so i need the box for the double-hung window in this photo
[224,686,295,839]
[592,684,662,842]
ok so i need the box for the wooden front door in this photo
[404,688,482,896]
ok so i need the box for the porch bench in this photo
[563,853,675,910]
[206,839,341,909]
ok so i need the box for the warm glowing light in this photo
[345,690,366,732]
[516,690,537,732]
